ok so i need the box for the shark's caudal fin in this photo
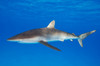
[78,30,96,47]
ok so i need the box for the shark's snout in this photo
[7,37,18,41]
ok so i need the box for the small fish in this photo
[8,20,96,51]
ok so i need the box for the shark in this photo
[8,20,96,51]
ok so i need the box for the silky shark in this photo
[8,20,96,51]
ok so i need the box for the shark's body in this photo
[8,28,78,43]
[8,20,96,51]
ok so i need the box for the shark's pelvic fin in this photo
[60,39,64,42]
[78,30,96,47]
[47,20,55,28]
[39,41,61,51]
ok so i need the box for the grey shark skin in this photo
[8,20,96,51]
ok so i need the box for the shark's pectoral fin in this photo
[39,41,61,51]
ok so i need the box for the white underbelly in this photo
[18,37,43,43]
[20,38,58,43]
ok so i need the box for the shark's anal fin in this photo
[70,39,73,41]
[39,41,61,51]
[47,20,55,28]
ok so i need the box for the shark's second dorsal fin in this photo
[47,20,55,28]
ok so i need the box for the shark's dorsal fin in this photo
[47,20,55,28]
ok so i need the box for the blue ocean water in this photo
[0,0,100,66]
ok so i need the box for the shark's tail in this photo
[78,30,96,47]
